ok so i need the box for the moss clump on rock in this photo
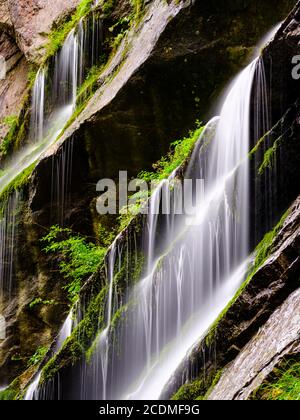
[0,163,35,205]
[0,378,21,401]
[171,379,205,400]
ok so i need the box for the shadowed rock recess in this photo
[0,0,299,400]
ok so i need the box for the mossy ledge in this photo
[250,356,300,400]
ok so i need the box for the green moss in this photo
[130,0,145,23]
[258,135,285,175]
[102,0,117,15]
[202,369,223,399]
[41,285,108,382]
[0,388,17,400]
[253,209,289,271]
[77,64,104,104]
[254,361,300,400]
[171,369,223,401]
[138,122,204,182]
[0,91,32,166]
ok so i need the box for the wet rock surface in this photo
[208,288,300,400]
[164,195,300,399]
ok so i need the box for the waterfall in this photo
[51,137,74,225]
[80,237,123,400]
[0,11,103,197]
[69,28,280,401]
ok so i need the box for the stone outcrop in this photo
[0,0,12,33]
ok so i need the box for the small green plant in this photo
[28,346,49,367]
[28,298,56,310]
[41,226,106,303]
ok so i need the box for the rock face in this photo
[8,0,81,63]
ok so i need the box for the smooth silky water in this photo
[77,27,279,401]
[0,9,103,399]
[23,23,279,400]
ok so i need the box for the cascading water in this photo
[31,69,46,142]
[0,192,19,302]
[70,29,279,401]
[51,137,74,225]
[21,20,280,400]
[0,8,103,311]
[0,6,103,398]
